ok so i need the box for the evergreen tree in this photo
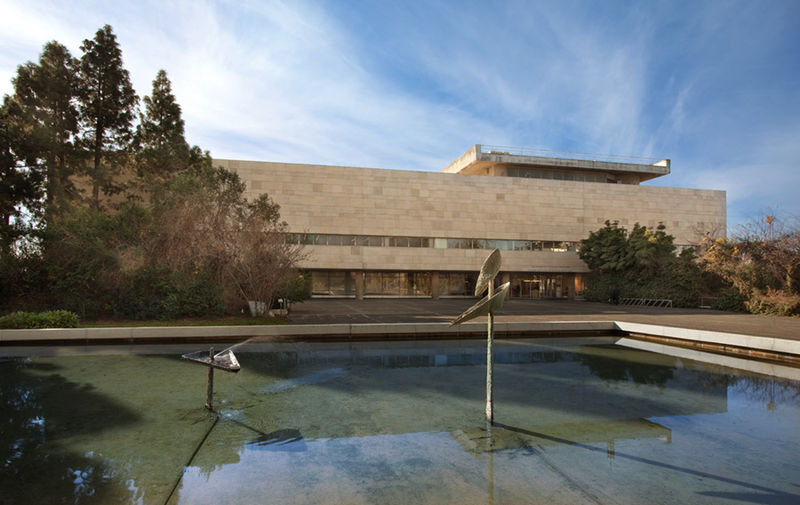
[579,221,699,307]
[0,97,42,253]
[11,41,81,215]
[625,223,675,274]
[78,25,138,209]
[136,69,189,178]
[579,220,630,272]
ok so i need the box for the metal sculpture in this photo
[182,346,241,410]
[450,249,509,422]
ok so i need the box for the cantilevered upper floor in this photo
[443,144,671,184]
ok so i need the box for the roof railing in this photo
[480,144,667,166]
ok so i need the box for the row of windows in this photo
[506,166,608,183]
[288,234,580,252]
[311,271,478,297]
[310,270,579,298]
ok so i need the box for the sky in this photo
[1,0,798,232]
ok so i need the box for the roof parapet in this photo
[443,144,670,181]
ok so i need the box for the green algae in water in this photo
[1,339,798,505]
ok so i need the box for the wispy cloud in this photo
[1,0,798,228]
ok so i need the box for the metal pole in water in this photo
[486,418,495,505]
[486,283,494,423]
[205,347,214,411]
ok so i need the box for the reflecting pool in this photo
[1,337,798,504]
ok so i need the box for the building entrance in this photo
[511,274,566,299]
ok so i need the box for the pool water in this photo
[1,337,798,504]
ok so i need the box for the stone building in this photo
[215,145,726,299]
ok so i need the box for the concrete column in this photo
[354,270,365,300]
[501,272,511,299]
[565,273,575,300]
[431,271,439,299]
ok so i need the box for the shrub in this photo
[0,310,80,329]
[746,289,800,317]
[161,273,225,319]
[711,289,747,312]
[110,267,224,320]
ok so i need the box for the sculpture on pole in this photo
[182,346,241,410]
[450,249,509,422]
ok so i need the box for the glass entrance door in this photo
[511,274,563,298]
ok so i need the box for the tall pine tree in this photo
[11,41,81,216]
[136,69,189,178]
[78,25,137,209]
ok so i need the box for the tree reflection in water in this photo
[578,346,676,386]
[731,375,800,410]
[0,358,139,505]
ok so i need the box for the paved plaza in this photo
[289,298,800,341]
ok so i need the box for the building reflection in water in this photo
[3,338,798,505]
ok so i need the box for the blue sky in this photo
[1,0,798,233]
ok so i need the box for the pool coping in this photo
[1,321,799,360]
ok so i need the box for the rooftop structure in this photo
[443,144,670,184]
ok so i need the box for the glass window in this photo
[361,272,431,296]
[383,272,405,295]
[312,271,329,295]
[411,272,430,295]
[364,272,383,295]
[439,272,478,296]
[311,271,354,296]
[328,271,347,294]
[447,273,466,296]
[357,236,382,247]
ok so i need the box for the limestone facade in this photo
[214,152,725,299]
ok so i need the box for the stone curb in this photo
[1,320,798,358]
[0,321,615,342]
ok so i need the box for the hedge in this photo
[0,310,80,329]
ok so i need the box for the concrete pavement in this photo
[289,298,800,341]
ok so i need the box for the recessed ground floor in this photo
[309,270,586,299]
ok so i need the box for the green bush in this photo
[110,267,225,320]
[711,289,747,312]
[582,273,620,303]
[161,273,225,319]
[0,310,80,329]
